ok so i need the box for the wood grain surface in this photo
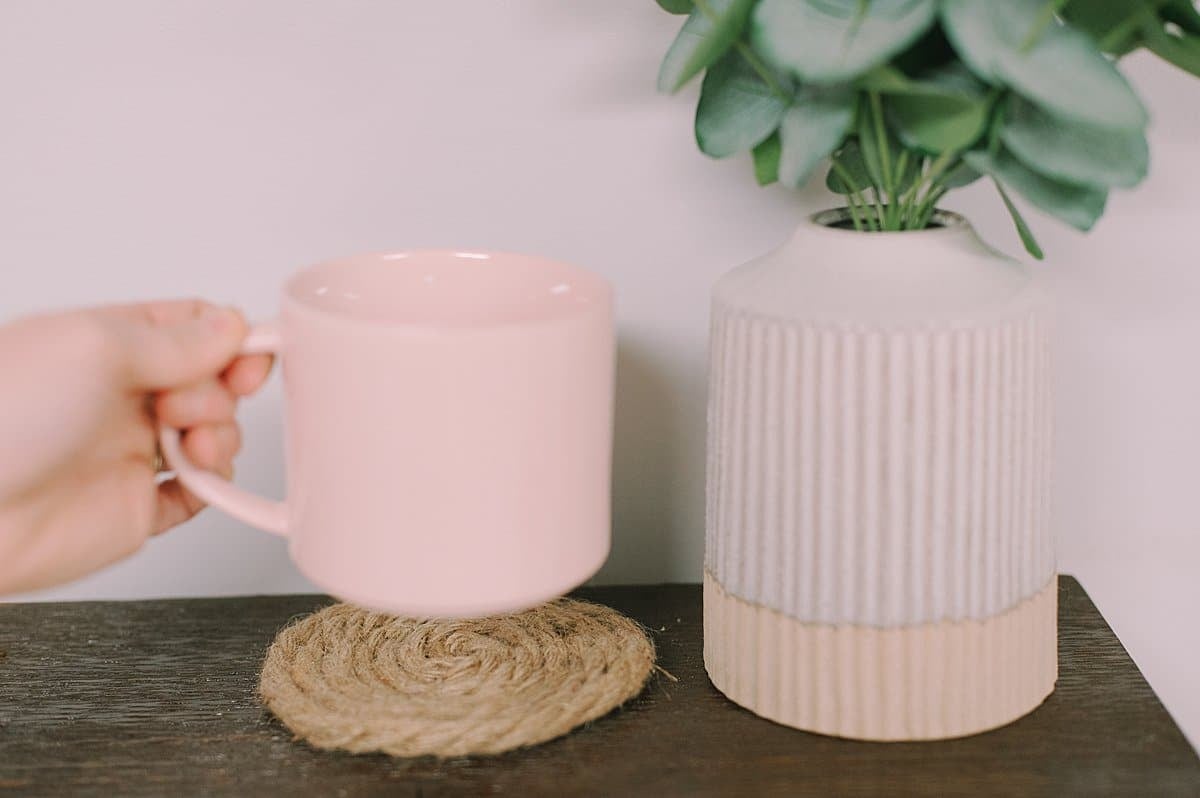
[0,577,1196,797]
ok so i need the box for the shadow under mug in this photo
[159,250,615,618]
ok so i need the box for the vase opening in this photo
[812,207,968,233]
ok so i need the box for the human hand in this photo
[0,300,272,595]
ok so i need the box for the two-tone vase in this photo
[704,209,1057,740]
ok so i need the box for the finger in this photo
[181,423,242,470]
[106,299,204,324]
[129,299,211,325]
[153,442,235,535]
[222,354,274,396]
[121,302,247,390]
[153,478,206,534]
[154,379,236,427]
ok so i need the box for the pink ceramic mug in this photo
[159,250,614,618]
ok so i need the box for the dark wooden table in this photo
[0,577,1196,797]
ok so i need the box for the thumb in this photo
[123,304,246,389]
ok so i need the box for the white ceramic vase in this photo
[703,209,1057,741]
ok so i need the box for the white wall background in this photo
[2,1,1197,745]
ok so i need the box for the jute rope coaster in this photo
[259,598,656,758]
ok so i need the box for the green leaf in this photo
[941,160,983,188]
[694,52,789,157]
[856,100,888,188]
[863,61,986,95]
[882,63,992,153]
[1019,0,1072,51]
[825,139,873,193]
[1001,95,1148,187]
[919,59,994,95]
[965,149,1108,231]
[656,0,695,14]
[993,178,1045,259]
[941,0,1148,129]
[1142,23,1200,77]
[657,0,757,93]
[1060,0,1144,54]
[859,65,920,93]
[752,0,938,84]
[890,93,990,152]
[776,89,856,186]
[1163,0,1200,35]
[753,132,782,185]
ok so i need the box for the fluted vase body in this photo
[704,209,1057,740]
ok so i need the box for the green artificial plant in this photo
[656,0,1200,258]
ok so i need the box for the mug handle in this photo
[157,321,288,537]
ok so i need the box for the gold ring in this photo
[153,445,167,474]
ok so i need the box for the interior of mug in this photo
[285,250,609,326]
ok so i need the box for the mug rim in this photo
[282,248,613,330]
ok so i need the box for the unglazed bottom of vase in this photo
[704,571,1058,741]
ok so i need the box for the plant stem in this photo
[908,155,931,225]
[865,195,883,231]
[845,198,865,232]
[894,160,932,227]
[829,159,859,194]
[915,187,948,228]
[1098,5,1156,52]
[912,154,956,224]
[911,182,942,224]
[920,150,959,190]
[890,150,958,229]
[868,91,893,199]
[986,88,1007,155]
[869,188,887,231]
[830,159,872,231]
[736,42,792,100]
[899,185,919,228]
[893,150,909,190]
[843,187,867,231]
[888,149,909,230]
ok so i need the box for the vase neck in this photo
[778,208,990,268]
[712,208,1036,324]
